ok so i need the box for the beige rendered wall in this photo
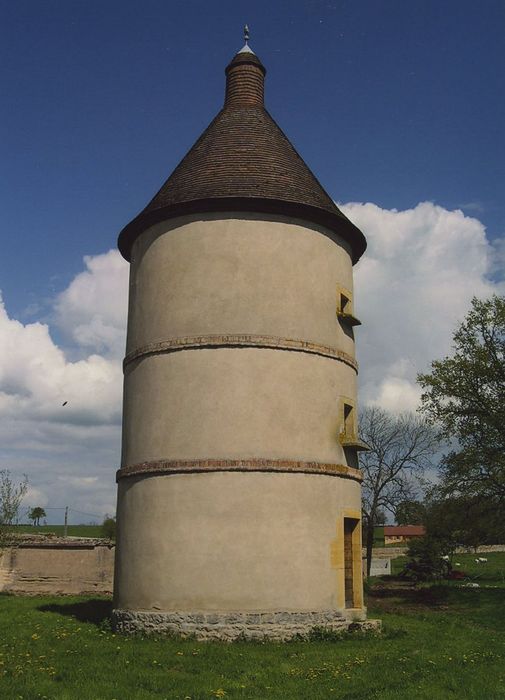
[116,212,364,617]
[115,472,362,614]
[126,213,355,358]
[122,349,355,466]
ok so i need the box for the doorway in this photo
[344,517,359,608]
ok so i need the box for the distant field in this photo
[7,524,104,538]
[372,525,385,547]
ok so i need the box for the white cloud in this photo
[22,486,49,509]
[55,249,128,358]
[370,377,422,413]
[0,296,123,426]
[457,201,485,214]
[342,201,504,412]
[0,207,504,519]
[0,250,127,522]
[58,476,99,488]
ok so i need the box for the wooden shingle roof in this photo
[118,48,366,263]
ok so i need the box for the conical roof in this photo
[118,47,366,263]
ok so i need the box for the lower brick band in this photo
[111,609,379,641]
[116,458,362,483]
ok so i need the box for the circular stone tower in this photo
[113,41,370,640]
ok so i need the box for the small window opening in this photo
[343,402,354,438]
[340,398,368,455]
[336,285,361,327]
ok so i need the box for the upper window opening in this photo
[336,285,361,327]
[339,397,369,452]
[343,402,354,437]
[340,293,351,315]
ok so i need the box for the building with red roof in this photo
[384,525,426,545]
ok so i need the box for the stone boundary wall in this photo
[368,544,505,560]
[367,547,407,559]
[0,539,114,595]
[454,544,505,554]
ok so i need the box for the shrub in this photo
[101,517,116,540]
[400,535,451,582]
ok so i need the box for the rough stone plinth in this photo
[111,609,381,641]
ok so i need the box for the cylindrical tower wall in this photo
[121,349,355,465]
[125,213,355,357]
[114,213,365,636]
[115,472,361,613]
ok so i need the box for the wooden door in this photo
[344,518,358,608]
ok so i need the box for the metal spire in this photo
[238,24,255,54]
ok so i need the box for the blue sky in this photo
[2,0,503,318]
[0,0,504,522]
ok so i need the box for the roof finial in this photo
[238,24,255,54]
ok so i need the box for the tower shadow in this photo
[37,598,112,626]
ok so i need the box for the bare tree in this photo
[0,469,28,528]
[359,407,438,576]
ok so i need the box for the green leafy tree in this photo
[28,507,46,527]
[101,516,116,540]
[395,499,426,526]
[425,494,505,551]
[359,407,439,576]
[401,535,451,582]
[418,295,505,502]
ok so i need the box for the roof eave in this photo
[117,197,367,264]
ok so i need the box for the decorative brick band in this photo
[123,334,358,372]
[111,608,380,641]
[116,458,362,483]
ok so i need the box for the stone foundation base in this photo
[111,609,381,641]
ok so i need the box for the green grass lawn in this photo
[1,553,505,699]
[7,525,104,538]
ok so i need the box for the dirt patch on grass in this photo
[367,579,451,613]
